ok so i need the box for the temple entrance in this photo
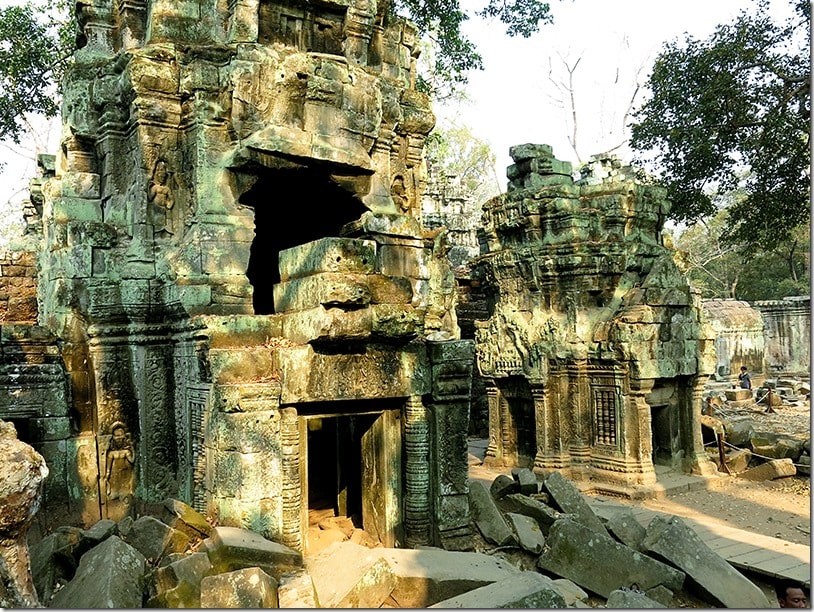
[499,378,536,466]
[299,402,402,552]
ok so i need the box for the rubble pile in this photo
[702,377,811,477]
[24,470,776,609]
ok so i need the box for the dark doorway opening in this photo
[306,412,378,527]
[239,167,367,314]
[500,377,536,466]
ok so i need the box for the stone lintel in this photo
[273,273,371,313]
[277,343,429,403]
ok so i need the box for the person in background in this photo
[738,366,752,391]
[775,580,808,608]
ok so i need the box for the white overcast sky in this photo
[437,0,795,188]
[0,0,793,219]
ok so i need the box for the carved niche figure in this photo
[104,421,134,501]
[149,159,175,236]
[391,174,409,213]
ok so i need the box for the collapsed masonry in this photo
[5,0,475,551]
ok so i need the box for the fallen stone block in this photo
[751,437,804,461]
[725,389,752,401]
[640,514,770,608]
[737,458,796,481]
[126,515,190,562]
[644,584,675,607]
[537,518,684,598]
[200,566,278,608]
[506,512,544,554]
[490,474,519,500]
[721,414,756,446]
[606,588,666,608]
[551,578,589,606]
[797,453,810,476]
[304,541,396,608]
[429,571,566,608]
[49,536,146,609]
[378,546,521,607]
[160,498,212,540]
[203,526,303,579]
[543,471,609,536]
[719,448,752,473]
[604,508,647,550]
[150,551,214,608]
[500,493,569,535]
[29,526,83,603]
[511,467,539,495]
[468,479,515,546]
[278,569,319,608]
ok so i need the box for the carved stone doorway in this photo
[299,404,402,552]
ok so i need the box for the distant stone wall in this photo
[754,296,810,378]
[701,296,811,382]
[0,251,38,324]
[701,299,765,381]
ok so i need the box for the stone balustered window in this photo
[592,387,619,447]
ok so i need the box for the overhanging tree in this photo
[629,0,810,253]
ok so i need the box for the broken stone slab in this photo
[543,471,609,536]
[506,512,545,554]
[737,457,796,481]
[714,448,752,473]
[751,437,804,460]
[199,566,279,608]
[798,453,811,476]
[490,473,519,499]
[125,515,191,563]
[304,541,396,608]
[277,237,377,282]
[278,569,319,608]
[511,467,539,495]
[377,546,522,607]
[604,507,647,550]
[640,514,770,608]
[725,389,752,401]
[49,536,146,609]
[149,550,214,608]
[551,578,589,606]
[644,584,675,607]
[468,479,516,546]
[29,525,83,603]
[537,518,684,598]
[500,493,570,535]
[429,571,567,608]
[203,526,303,579]
[159,498,212,540]
[606,588,666,608]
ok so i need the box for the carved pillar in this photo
[532,383,567,471]
[227,0,259,43]
[404,395,431,547]
[280,407,301,551]
[568,360,591,463]
[483,383,501,464]
[118,0,147,49]
[344,5,374,66]
[687,375,718,476]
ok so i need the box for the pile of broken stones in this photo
[22,468,776,608]
[702,377,811,478]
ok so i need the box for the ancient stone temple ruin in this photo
[473,145,717,491]
[11,0,475,551]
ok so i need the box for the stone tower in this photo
[473,145,717,493]
[34,0,473,550]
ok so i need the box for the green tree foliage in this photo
[629,0,810,253]
[424,122,501,203]
[395,0,553,98]
[0,0,73,145]
[675,208,810,301]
